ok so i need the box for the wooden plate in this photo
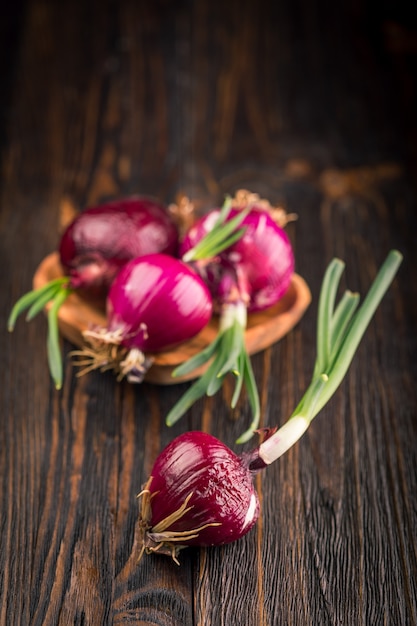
[33,252,311,384]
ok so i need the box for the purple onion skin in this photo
[107,254,213,353]
[139,431,260,560]
[180,206,295,312]
[59,196,178,296]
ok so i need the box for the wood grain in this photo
[1,0,416,625]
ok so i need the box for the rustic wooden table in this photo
[1,1,416,624]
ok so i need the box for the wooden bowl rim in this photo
[33,252,312,384]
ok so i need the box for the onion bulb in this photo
[138,431,260,564]
[73,253,213,383]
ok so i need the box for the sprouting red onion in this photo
[180,204,294,313]
[166,193,295,443]
[8,195,179,389]
[75,253,213,383]
[138,431,260,563]
[138,251,402,564]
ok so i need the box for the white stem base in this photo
[258,416,310,465]
[219,300,247,332]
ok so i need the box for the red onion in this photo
[8,195,179,389]
[59,195,178,296]
[181,195,294,313]
[74,253,213,383]
[138,431,259,563]
[166,192,295,443]
[138,251,402,563]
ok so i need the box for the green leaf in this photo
[231,350,245,408]
[314,259,345,377]
[206,370,226,396]
[216,322,242,378]
[8,277,68,331]
[172,335,221,378]
[297,250,403,422]
[216,195,233,223]
[311,250,403,418]
[329,290,360,361]
[26,282,66,321]
[194,228,247,260]
[166,300,261,443]
[235,352,261,444]
[166,359,220,426]
[46,288,70,390]
[182,196,250,262]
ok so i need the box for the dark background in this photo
[1,1,416,624]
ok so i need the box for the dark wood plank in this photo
[1,0,416,624]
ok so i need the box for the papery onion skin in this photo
[180,206,294,312]
[59,196,179,296]
[138,431,259,560]
[106,254,213,353]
